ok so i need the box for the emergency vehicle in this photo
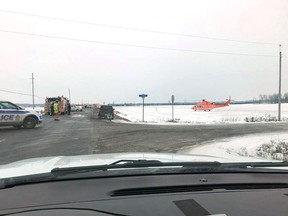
[44,96,68,115]
[0,101,43,129]
[192,97,232,111]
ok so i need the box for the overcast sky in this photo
[1,0,288,104]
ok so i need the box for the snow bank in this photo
[115,104,288,125]
[180,133,288,162]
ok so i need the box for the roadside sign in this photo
[139,94,148,98]
[139,94,148,122]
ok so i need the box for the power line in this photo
[0,29,278,57]
[0,89,44,99]
[0,9,286,46]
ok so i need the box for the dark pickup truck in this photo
[98,105,114,120]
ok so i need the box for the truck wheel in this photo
[23,117,37,129]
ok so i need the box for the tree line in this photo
[259,93,288,104]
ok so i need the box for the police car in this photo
[0,101,43,129]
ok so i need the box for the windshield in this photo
[1,0,288,178]
[0,102,20,109]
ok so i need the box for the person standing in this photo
[50,101,54,116]
[67,100,71,115]
[54,100,61,121]
[60,96,66,114]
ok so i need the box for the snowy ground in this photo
[115,104,288,124]
[179,132,288,162]
[116,104,288,161]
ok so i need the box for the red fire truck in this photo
[44,96,69,115]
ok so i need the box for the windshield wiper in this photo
[51,161,288,177]
[51,160,222,177]
[218,161,288,169]
[110,159,163,165]
[2,161,288,188]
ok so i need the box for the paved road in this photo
[0,109,288,165]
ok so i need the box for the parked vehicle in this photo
[70,105,82,112]
[75,105,83,111]
[98,105,114,119]
[70,105,77,112]
[0,101,43,129]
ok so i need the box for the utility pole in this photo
[32,73,35,109]
[278,45,282,121]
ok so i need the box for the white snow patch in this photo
[71,114,85,118]
[112,119,130,124]
[180,133,288,162]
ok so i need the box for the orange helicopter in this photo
[192,97,231,111]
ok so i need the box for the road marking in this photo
[71,114,85,118]
[0,138,7,143]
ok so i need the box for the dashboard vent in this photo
[110,183,288,197]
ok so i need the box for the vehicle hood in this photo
[25,109,42,116]
[0,152,271,179]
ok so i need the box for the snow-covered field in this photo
[115,104,288,124]
[116,104,288,161]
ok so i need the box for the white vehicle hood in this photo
[26,109,41,116]
[0,152,274,179]
[28,110,39,115]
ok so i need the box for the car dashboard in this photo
[0,172,287,216]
